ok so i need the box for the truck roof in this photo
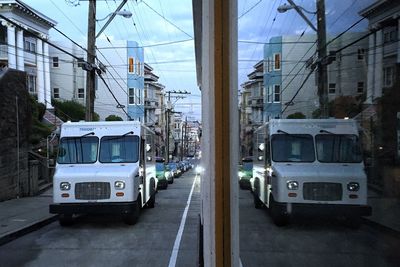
[256,119,359,135]
[60,121,142,137]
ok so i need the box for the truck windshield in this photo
[57,136,99,164]
[99,135,140,163]
[316,134,362,163]
[271,134,315,162]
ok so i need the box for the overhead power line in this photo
[140,0,193,38]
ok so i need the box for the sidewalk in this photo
[365,189,400,233]
[0,188,57,246]
[0,187,399,246]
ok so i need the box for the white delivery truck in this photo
[251,119,371,226]
[49,121,158,225]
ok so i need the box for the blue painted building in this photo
[263,36,282,121]
[127,40,145,121]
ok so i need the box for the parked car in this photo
[168,162,181,178]
[164,165,174,184]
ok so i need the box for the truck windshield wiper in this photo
[122,131,134,136]
[277,129,290,135]
[319,129,335,134]
[80,132,95,138]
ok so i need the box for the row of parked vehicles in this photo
[155,157,194,189]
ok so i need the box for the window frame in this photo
[273,53,281,71]
[52,57,59,68]
[53,87,60,99]
[273,84,280,103]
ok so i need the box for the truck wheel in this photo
[253,181,262,209]
[123,197,141,225]
[269,195,289,227]
[59,214,73,226]
[253,192,262,209]
[147,186,156,209]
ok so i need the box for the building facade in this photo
[0,0,56,109]
[95,40,144,121]
[49,41,85,105]
[239,60,263,158]
[263,33,368,120]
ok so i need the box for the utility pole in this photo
[281,0,328,118]
[316,0,328,118]
[85,0,96,121]
[164,90,191,163]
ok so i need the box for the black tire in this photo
[269,195,289,226]
[59,214,73,226]
[147,185,156,209]
[253,180,262,209]
[253,193,262,209]
[123,196,141,225]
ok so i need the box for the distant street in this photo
[239,189,400,267]
[0,170,200,267]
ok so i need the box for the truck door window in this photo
[57,137,99,164]
[316,134,362,163]
[271,134,315,162]
[99,135,140,163]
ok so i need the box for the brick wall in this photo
[0,69,32,201]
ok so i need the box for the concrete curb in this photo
[0,215,58,247]
[362,217,400,239]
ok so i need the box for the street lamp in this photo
[277,1,317,32]
[277,3,316,15]
[96,9,132,22]
[96,9,132,38]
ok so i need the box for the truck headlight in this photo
[114,181,125,190]
[347,182,359,192]
[60,182,71,191]
[287,181,299,190]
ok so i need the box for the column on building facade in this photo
[374,29,383,99]
[16,29,24,71]
[6,24,16,69]
[43,42,52,108]
[366,32,376,104]
[36,38,45,105]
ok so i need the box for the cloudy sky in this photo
[23,0,375,120]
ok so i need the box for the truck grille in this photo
[75,182,111,200]
[303,182,342,201]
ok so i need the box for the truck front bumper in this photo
[49,201,138,215]
[276,202,372,217]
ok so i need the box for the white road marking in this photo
[168,176,197,267]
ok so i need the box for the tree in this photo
[312,96,362,119]
[105,114,123,121]
[287,112,306,119]
[52,99,99,122]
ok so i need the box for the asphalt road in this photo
[0,170,200,267]
[239,188,400,267]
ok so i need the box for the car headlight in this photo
[165,171,171,178]
[60,182,71,191]
[114,181,125,190]
[347,182,359,192]
[287,181,299,190]
[238,171,244,178]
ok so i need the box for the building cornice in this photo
[0,0,57,27]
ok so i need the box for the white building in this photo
[0,0,56,109]
[49,41,86,105]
